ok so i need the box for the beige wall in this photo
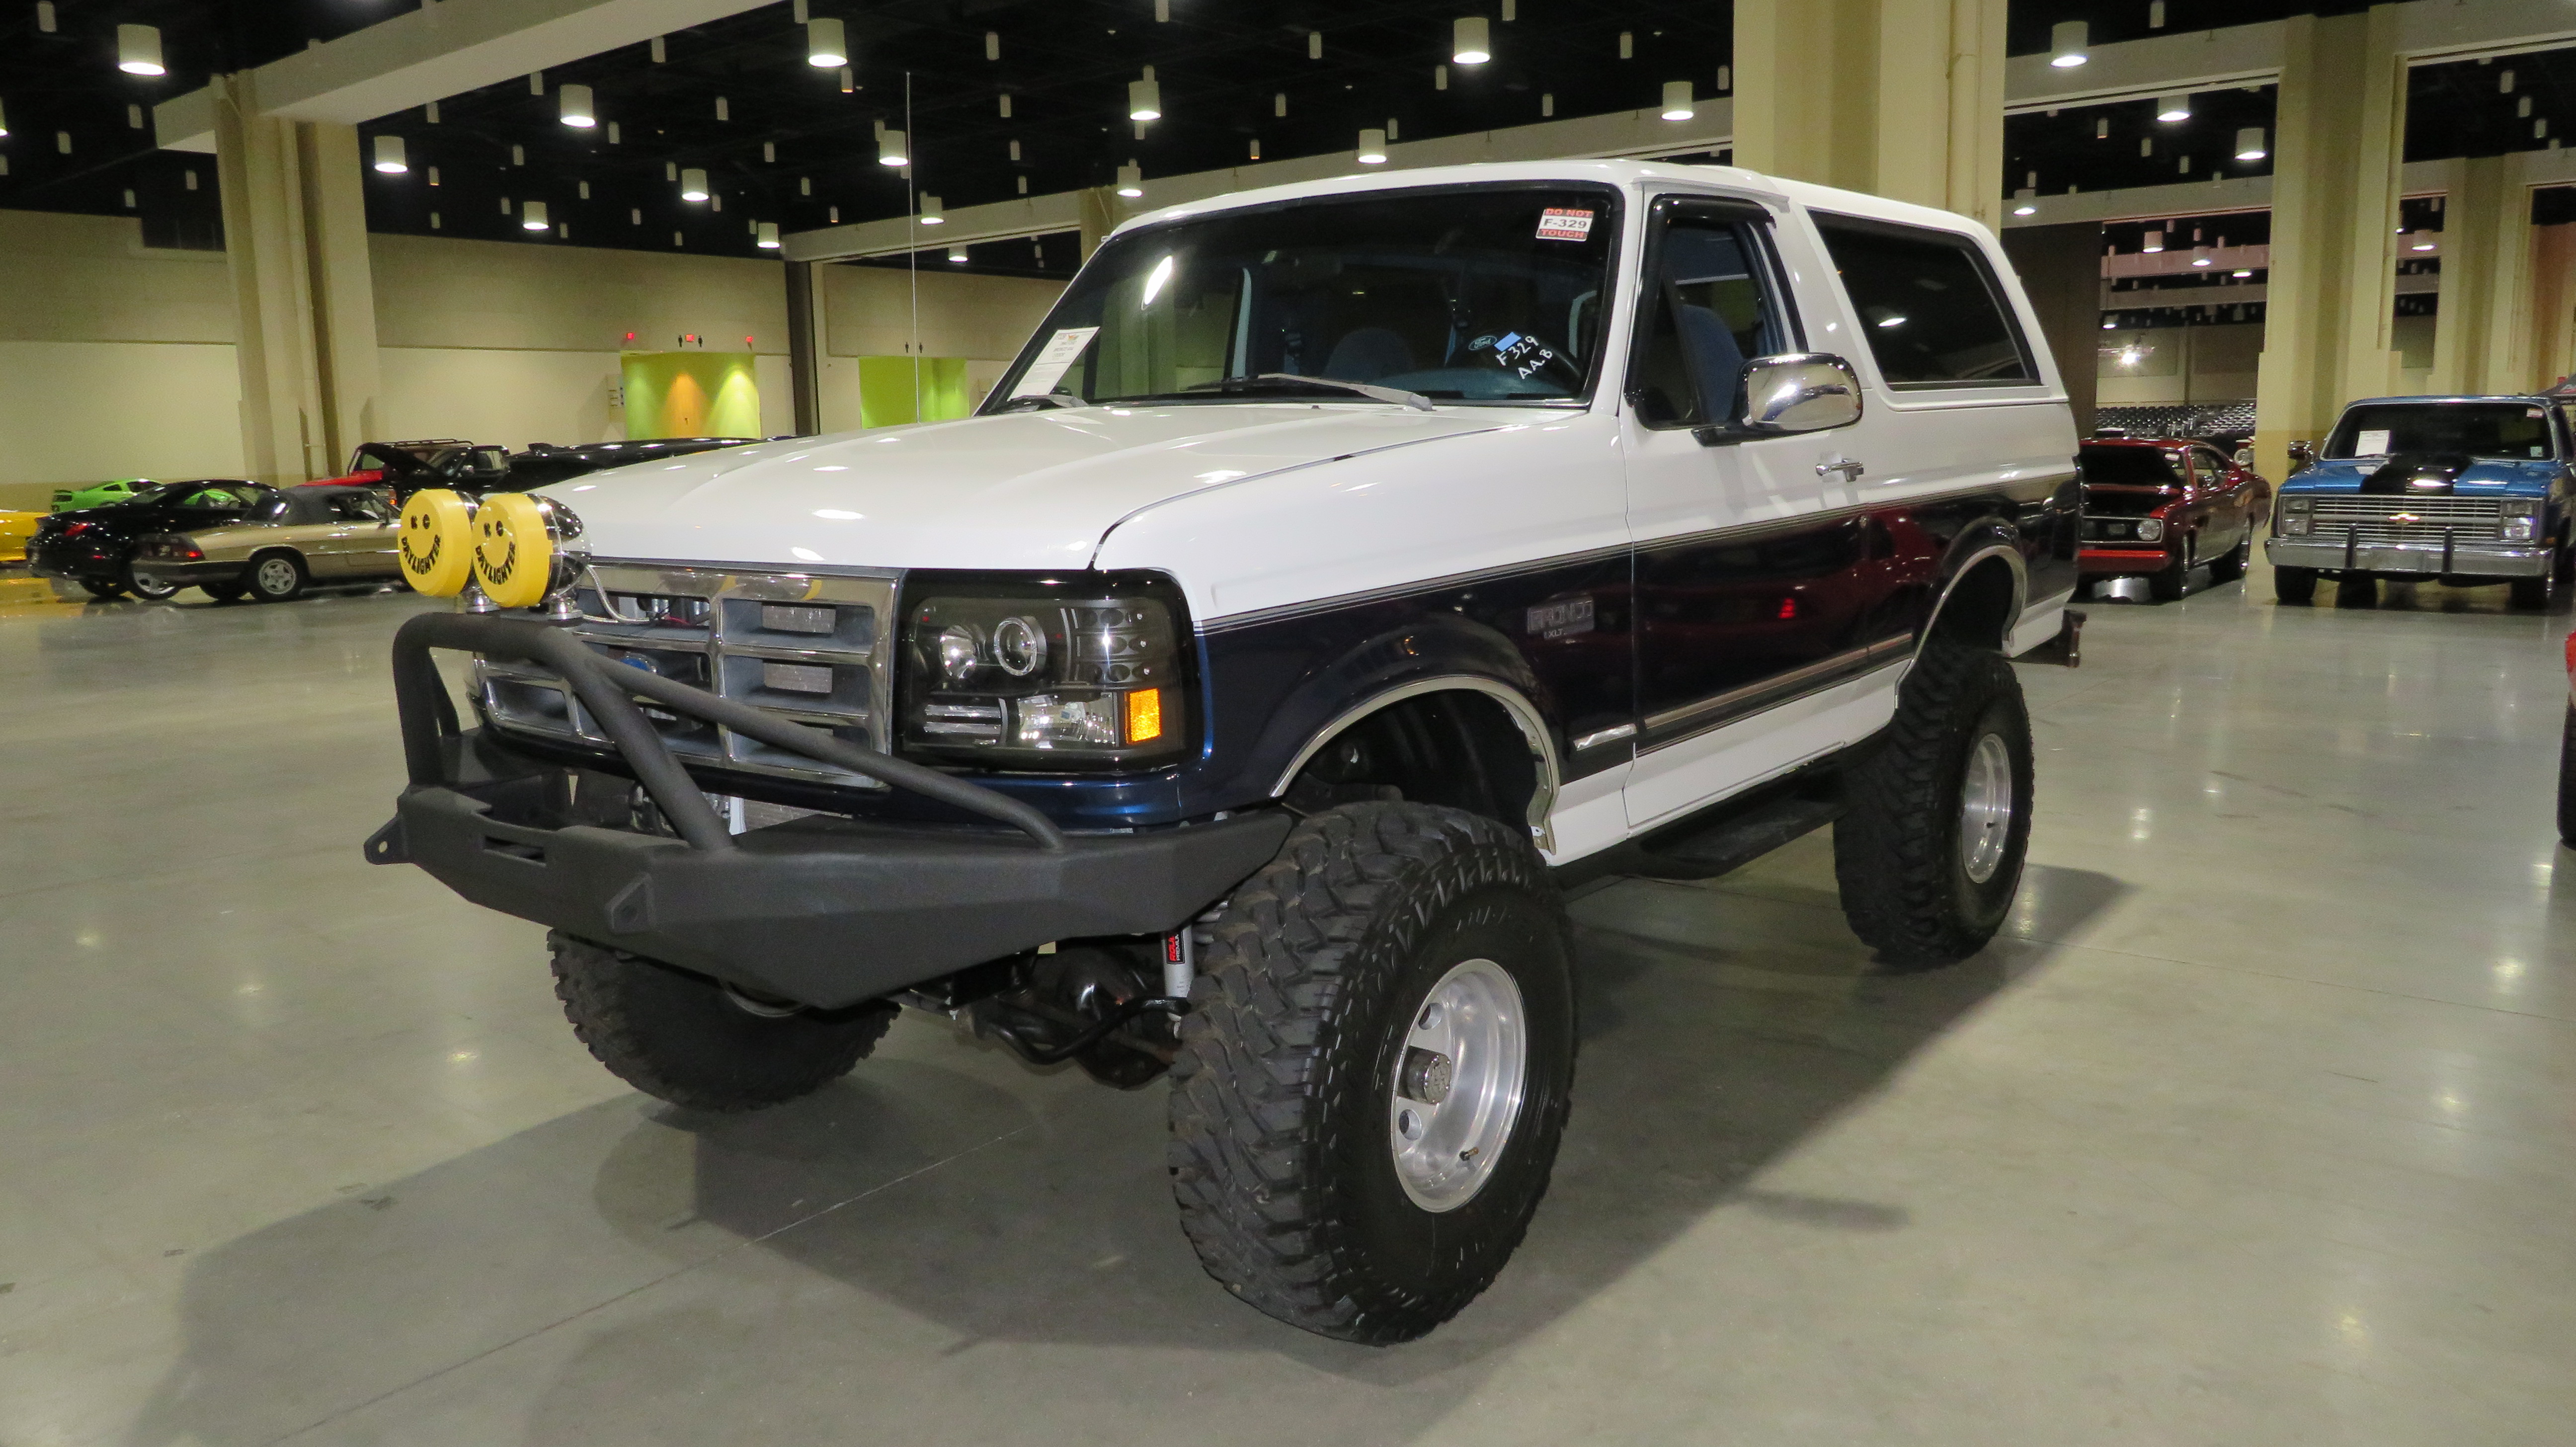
[0,213,1067,507]
[814,263,1063,431]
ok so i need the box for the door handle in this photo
[1816,457,1865,482]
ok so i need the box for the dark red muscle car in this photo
[2078,435,2273,601]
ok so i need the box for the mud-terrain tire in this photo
[2275,566,2318,604]
[548,932,896,1111]
[1833,639,2034,968]
[1168,802,1576,1345]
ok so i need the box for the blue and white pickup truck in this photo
[2266,394,2575,608]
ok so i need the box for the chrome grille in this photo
[475,562,898,791]
[2304,495,2502,544]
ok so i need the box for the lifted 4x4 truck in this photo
[372,161,2082,1344]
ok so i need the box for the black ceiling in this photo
[3,1,2576,263]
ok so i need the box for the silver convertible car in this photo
[133,484,405,602]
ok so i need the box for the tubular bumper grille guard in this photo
[390,612,1067,852]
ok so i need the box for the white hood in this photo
[543,404,1508,571]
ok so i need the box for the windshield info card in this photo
[1011,327,1101,398]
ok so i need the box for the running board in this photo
[1622,792,1844,882]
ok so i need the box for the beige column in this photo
[2533,223,2576,389]
[211,73,382,485]
[1077,187,1121,260]
[2427,156,2538,396]
[1733,0,2008,229]
[2252,7,2408,479]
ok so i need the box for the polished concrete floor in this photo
[1,559,2570,1446]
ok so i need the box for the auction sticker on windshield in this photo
[1011,327,1101,398]
[2355,429,2390,456]
[1535,208,1594,241]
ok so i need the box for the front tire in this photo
[123,562,180,601]
[246,552,307,603]
[199,581,244,603]
[2275,565,2318,604]
[2335,573,2378,608]
[1168,802,1576,1344]
[2509,569,2557,611]
[1833,638,2035,967]
[548,933,896,1112]
[80,579,126,601]
[2208,534,2250,584]
[2147,540,2190,601]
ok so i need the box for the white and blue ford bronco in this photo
[370,160,2082,1342]
[2267,394,2576,608]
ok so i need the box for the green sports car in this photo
[51,479,153,512]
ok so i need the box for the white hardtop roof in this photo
[1109,159,1998,246]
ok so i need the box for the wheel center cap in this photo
[1400,1046,1454,1105]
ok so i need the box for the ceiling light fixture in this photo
[522,200,550,232]
[949,245,968,262]
[1661,81,1694,121]
[1129,68,1161,121]
[680,167,709,201]
[757,221,781,248]
[2234,268,2254,278]
[373,135,408,173]
[2191,246,2212,267]
[2235,127,2267,160]
[807,17,847,68]
[2142,229,2165,253]
[2049,20,2088,68]
[919,194,944,224]
[559,83,596,127]
[117,23,165,77]
[2011,186,2037,216]
[1116,161,1144,197]
[1356,127,1388,164]
[878,129,908,166]
[0,98,8,138]
[2156,93,2190,122]
[1453,16,1491,65]
[2410,234,2436,252]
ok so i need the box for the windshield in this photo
[2324,403,2559,460]
[984,184,1621,410]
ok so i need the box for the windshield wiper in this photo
[1181,374,1436,412]
[991,392,1090,412]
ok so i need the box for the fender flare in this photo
[1243,614,1562,849]
[1920,523,2028,657]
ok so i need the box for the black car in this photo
[481,437,760,491]
[25,480,273,600]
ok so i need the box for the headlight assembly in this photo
[2500,497,2540,542]
[2280,495,2313,536]
[2135,518,2166,542]
[900,580,1189,768]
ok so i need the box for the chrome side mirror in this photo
[1737,353,1863,435]
[2287,440,2316,470]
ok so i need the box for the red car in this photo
[303,440,510,500]
[2077,434,2273,600]
[2559,631,2575,847]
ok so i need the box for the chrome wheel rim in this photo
[1387,957,1526,1213]
[1959,732,2013,884]
[255,558,298,595]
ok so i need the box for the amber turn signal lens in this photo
[1125,686,1163,743]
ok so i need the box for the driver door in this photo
[1619,196,1892,830]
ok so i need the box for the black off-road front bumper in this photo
[368,614,1289,1009]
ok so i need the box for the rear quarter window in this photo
[1813,217,2037,388]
